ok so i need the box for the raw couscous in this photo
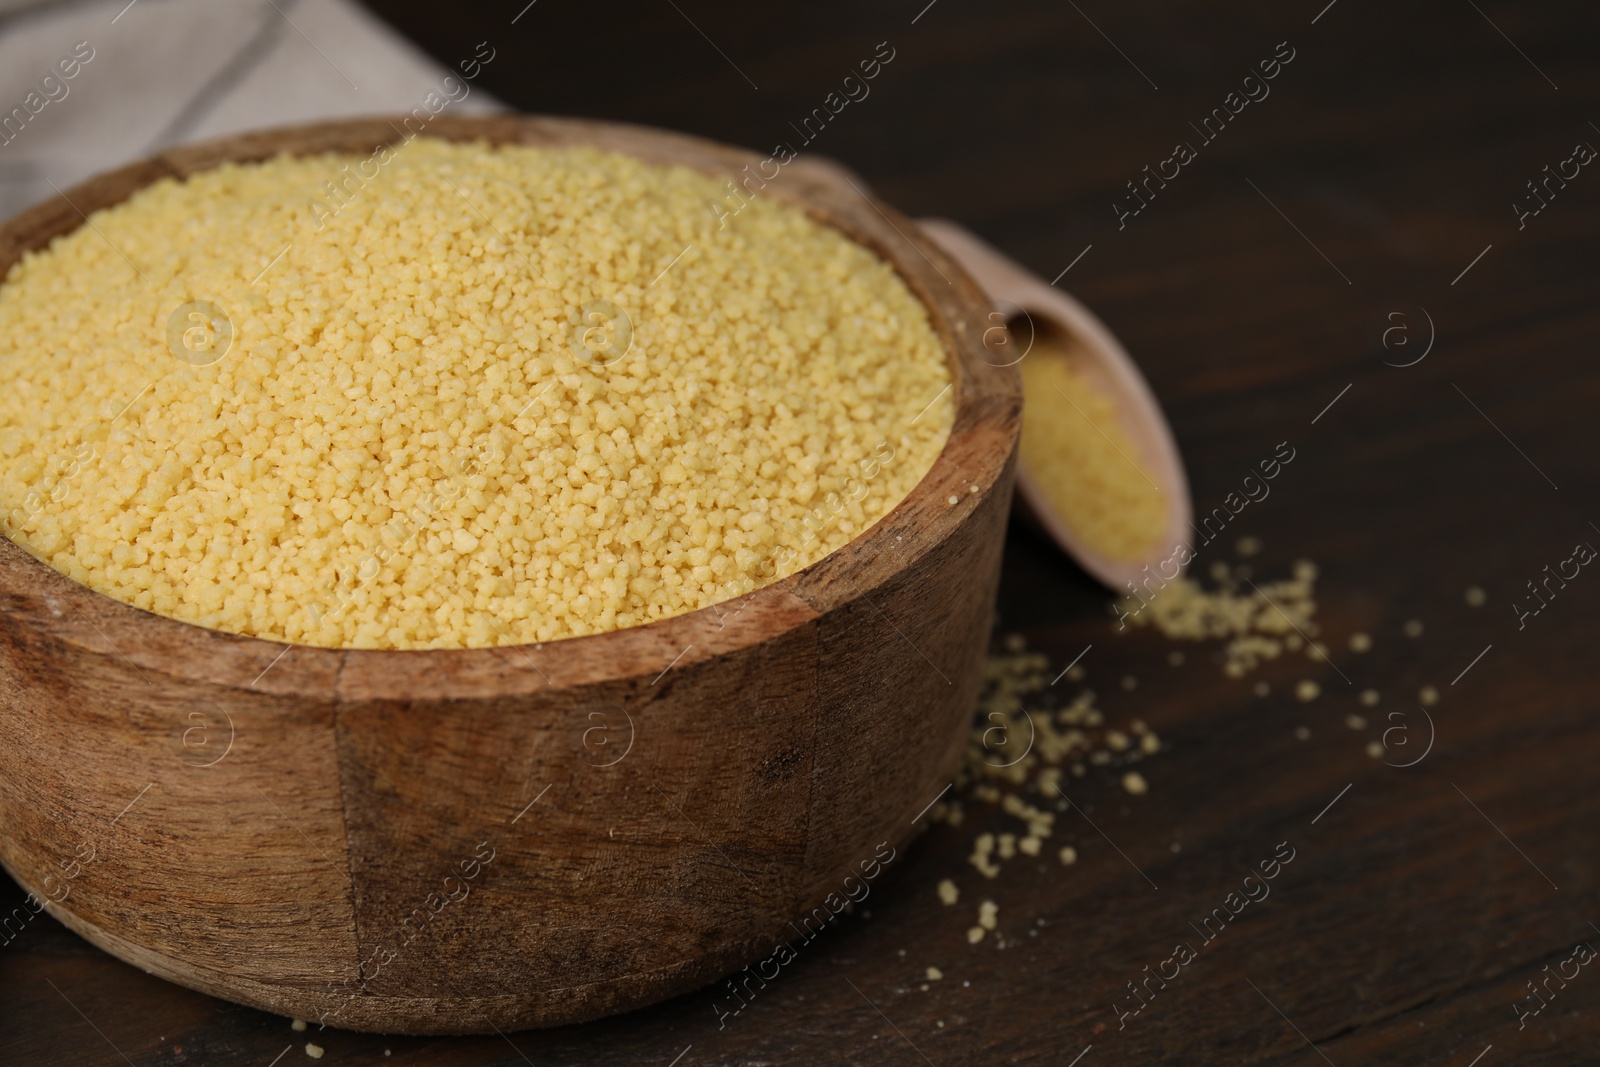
[1017,330,1165,563]
[0,139,953,648]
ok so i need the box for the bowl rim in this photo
[0,113,1020,702]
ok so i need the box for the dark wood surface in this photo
[4,0,1599,1062]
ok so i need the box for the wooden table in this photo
[4,0,1598,1062]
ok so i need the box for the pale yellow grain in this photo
[1119,563,1321,681]
[1018,334,1166,562]
[0,142,952,648]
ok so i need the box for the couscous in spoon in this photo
[788,154,1192,591]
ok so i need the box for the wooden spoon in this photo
[916,219,1193,591]
[785,154,1192,590]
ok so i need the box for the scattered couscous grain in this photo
[937,637,1169,947]
[969,832,1000,878]
[1117,560,1320,679]
[978,899,998,931]
[926,966,943,981]
[291,1019,307,1032]
[1359,688,1380,707]
[1349,632,1372,653]
[0,141,952,649]
[304,1045,324,1061]
[1403,619,1425,638]
[1236,536,1262,557]
[1017,332,1166,562]
[1465,586,1486,607]
[1295,679,1321,703]
[1121,771,1148,795]
[1418,685,1439,706]
[967,926,985,944]
[1344,714,1366,730]
[1365,740,1385,759]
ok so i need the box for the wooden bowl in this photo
[0,116,1020,1034]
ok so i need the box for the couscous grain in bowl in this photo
[0,136,953,648]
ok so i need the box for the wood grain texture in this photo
[5,0,1600,1064]
[0,115,1020,1032]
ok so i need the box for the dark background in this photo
[5,0,1600,1063]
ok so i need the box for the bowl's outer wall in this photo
[0,114,1021,1033]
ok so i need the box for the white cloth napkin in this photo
[0,0,501,219]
